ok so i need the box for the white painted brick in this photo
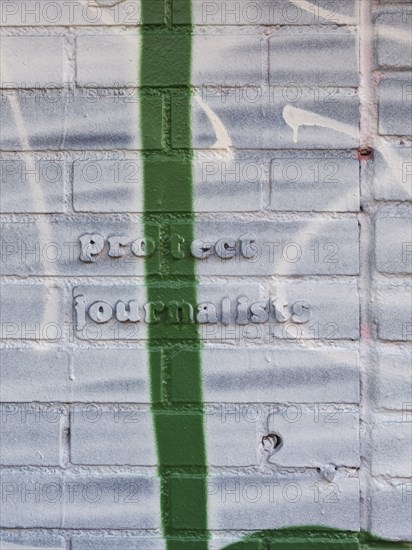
[77,34,140,87]
[0,90,143,151]
[204,406,359,468]
[175,0,359,25]
[375,207,412,274]
[67,90,143,150]
[193,34,265,86]
[267,408,359,468]
[371,422,412,477]
[378,74,412,136]
[370,480,412,541]
[0,90,64,150]
[0,219,151,276]
[270,157,360,212]
[0,347,150,403]
[0,473,160,529]
[74,154,263,213]
[184,219,360,276]
[72,537,165,550]
[0,157,66,213]
[375,285,412,341]
[183,89,359,150]
[0,532,64,550]
[205,475,359,531]
[269,30,358,87]
[0,405,62,466]
[73,158,143,212]
[372,345,412,411]
[193,153,262,212]
[172,347,360,404]
[375,6,412,69]
[373,144,412,201]
[70,409,157,465]
[0,284,63,341]
[0,0,149,26]
[0,36,64,88]
[205,409,262,466]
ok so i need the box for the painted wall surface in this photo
[0,0,411,548]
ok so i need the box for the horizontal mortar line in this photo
[0,84,362,92]
[370,407,412,414]
[0,469,203,476]
[0,401,361,407]
[0,212,363,217]
[0,337,363,343]
[0,211,362,217]
[0,274,362,280]
[192,85,361,91]
[370,475,412,482]
[0,341,360,349]
[0,150,361,156]
[374,66,412,72]
[188,23,360,28]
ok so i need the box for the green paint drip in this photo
[140,1,208,547]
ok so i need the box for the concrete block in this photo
[0,90,149,151]
[0,219,157,276]
[269,30,358,87]
[73,157,143,213]
[370,481,412,541]
[0,405,62,465]
[77,34,140,87]
[0,36,64,88]
[0,532,64,549]
[270,156,360,212]
[205,475,360,531]
[371,422,412,477]
[0,156,66,213]
[373,145,412,201]
[375,6,412,69]
[170,347,360,404]
[267,407,360,468]
[0,284,63,341]
[0,0,160,25]
[70,409,157,465]
[375,285,412,341]
[378,74,412,136]
[172,219,360,276]
[375,207,412,274]
[175,0,359,25]
[0,472,160,528]
[0,347,150,403]
[193,33,265,86]
[372,345,412,411]
[178,89,359,150]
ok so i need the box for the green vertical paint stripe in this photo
[140,1,208,548]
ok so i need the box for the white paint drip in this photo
[282,104,358,144]
[194,94,232,151]
[1,62,58,331]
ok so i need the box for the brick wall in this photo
[0,0,411,548]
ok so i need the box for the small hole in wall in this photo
[357,147,374,160]
[261,433,283,453]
